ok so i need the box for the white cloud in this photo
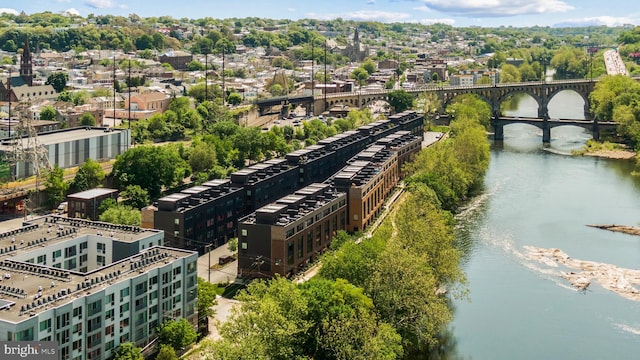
[62,8,81,16]
[367,0,376,4]
[554,16,636,27]
[0,8,18,15]
[57,0,72,3]
[288,8,296,12]
[416,0,574,17]
[413,5,431,12]
[84,0,127,9]
[307,10,411,23]
[419,18,455,25]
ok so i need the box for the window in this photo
[96,255,105,266]
[120,303,129,315]
[65,245,77,258]
[88,300,102,316]
[150,276,158,285]
[241,229,247,237]
[53,250,61,261]
[97,243,105,254]
[80,242,88,251]
[120,287,129,298]
[287,242,294,265]
[241,242,247,250]
[106,294,114,306]
[37,254,46,265]
[73,307,82,318]
[39,319,51,332]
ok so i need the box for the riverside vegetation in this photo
[194,95,491,360]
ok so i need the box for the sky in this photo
[0,0,639,28]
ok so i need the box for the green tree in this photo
[112,342,143,360]
[39,106,56,120]
[367,242,452,355]
[112,145,188,198]
[187,60,205,71]
[227,92,242,106]
[158,318,198,351]
[300,278,403,360]
[500,63,521,83]
[46,72,68,93]
[388,90,414,113]
[121,184,150,209]
[189,142,217,174]
[98,197,117,213]
[70,158,105,192]
[99,205,141,225]
[206,277,310,359]
[362,59,377,75]
[155,344,178,360]
[197,277,219,336]
[79,112,96,126]
[44,164,69,208]
[351,67,370,87]
[227,237,238,253]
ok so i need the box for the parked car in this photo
[56,202,68,214]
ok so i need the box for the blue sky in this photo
[1,0,639,27]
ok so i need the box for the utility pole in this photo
[113,55,116,127]
[311,40,315,116]
[323,41,327,114]
[7,67,11,140]
[204,48,208,101]
[127,56,131,130]
[222,48,226,107]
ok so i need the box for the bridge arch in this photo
[546,88,590,119]
[440,91,494,115]
[496,89,543,117]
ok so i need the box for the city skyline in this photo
[0,0,638,28]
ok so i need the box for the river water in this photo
[450,91,640,359]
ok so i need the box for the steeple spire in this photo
[20,36,33,86]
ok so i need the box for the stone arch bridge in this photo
[256,79,615,143]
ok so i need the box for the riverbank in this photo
[573,140,636,160]
[582,149,636,160]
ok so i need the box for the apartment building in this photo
[154,179,244,252]
[238,183,347,278]
[0,215,198,360]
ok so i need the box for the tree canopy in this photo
[111,145,189,198]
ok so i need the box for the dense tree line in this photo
[590,75,640,149]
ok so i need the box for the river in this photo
[449,91,640,359]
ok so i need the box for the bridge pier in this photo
[493,122,504,141]
[542,124,551,143]
[592,119,600,141]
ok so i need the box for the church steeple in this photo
[20,36,33,86]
